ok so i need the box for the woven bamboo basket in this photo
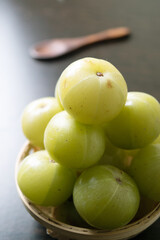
[15,142,160,240]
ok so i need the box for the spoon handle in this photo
[78,27,130,46]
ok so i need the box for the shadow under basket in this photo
[15,142,160,240]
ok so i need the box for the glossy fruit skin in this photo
[153,134,160,144]
[21,97,63,148]
[129,144,160,201]
[105,92,160,149]
[73,165,140,230]
[17,150,76,206]
[44,111,106,169]
[55,81,64,109]
[58,57,127,124]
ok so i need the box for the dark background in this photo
[1,0,160,239]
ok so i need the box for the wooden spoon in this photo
[30,27,130,60]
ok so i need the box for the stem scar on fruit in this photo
[49,159,55,164]
[116,177,122,185]
[96,72,104,77]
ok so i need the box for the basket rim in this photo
[15,141,160,237]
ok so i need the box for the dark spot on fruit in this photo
[69,106,72,110]
[126,156,133,167]
[96,72,104,77]
[49,159,55,164]
[116,177,122,185]
[39,103,46,108]
[63,79,67,88]
[58,189,61,191]
[107,80,112,88]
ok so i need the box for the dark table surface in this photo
[1,0,160,239]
